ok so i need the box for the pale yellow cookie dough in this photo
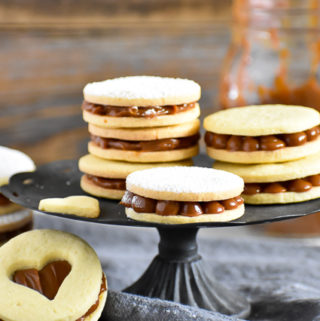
[207,136,320,164]
[38,196,100,218]
[83,103,200,128]
[88,142,199,163]
[85,289,107,321]
[88,119,200,140]
[81,175,124,200]
[126,166,244,202]
[79,154,193,179]
[213,152,320,183]
[83,75,201,106]
[0,229,105,321]
[126,205,244,224]
[204,105,320,136]
[243,186,320,204]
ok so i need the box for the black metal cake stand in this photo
[2,155,320,318]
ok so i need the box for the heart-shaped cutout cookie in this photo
[0,229,106,321]
[38,196,100,218]
[13,260,71,300]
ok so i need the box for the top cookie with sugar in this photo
[126,166,244,201]
[204,105,320,136]
[83,76,201,106]
[0,146,35,187]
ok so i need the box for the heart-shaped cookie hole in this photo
[13,260,71,300]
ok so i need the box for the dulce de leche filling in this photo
[86,174,125,190]
[82,101,196,118]
[244,174,320,195]
[0,193,11,206]
[12,261,106,320]
[205,126,320,151]
[91,134,200,152]
[121,191,244,216]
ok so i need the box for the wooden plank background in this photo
[0,0,232,164]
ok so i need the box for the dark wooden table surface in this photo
[0,0,232,164]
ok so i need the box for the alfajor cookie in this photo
[88,119,200,162]
[82,75,201,128]
[121,166,245,224]
[0,229,107,321]
[213,152,320,204]
[0,210,33,244]
[79,154,193,199]
[0,146,35,215]
[204,105,320,164]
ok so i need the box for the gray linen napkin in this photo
[34,213,320,321]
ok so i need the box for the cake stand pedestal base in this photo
[124,227,251,318]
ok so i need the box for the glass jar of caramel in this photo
[219,0,320,236]
[220,0,320,110]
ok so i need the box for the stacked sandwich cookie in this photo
[80,76,201,200]
[121,166,245,224]
[79,154,191,200]
[204,105,320,204]
[0,146,35,243]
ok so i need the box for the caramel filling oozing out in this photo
[121,191,244,216]
[86,174,126,190]
[91,134,200,152]
[205,126,320,151]
[12,261,106,321]
[82,101,196,118]
[0,193,11,206]
[243,174,320,195]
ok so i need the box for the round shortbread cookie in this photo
[0,202,21,216]
[83,76,201,106]
[79,154,193,178]
[213,152,320,183]
[88,119,200,141]
[0,229,106,321]
[126,166,244,202]
[125,205,244,224]
[0,210,32,233]
[88,142,199,163]
[0,146,35,187]
[83,103,200,128]
[81,175,125,200]
[204,105,320,136]
[206,135,320,164]
[243,186,320,204]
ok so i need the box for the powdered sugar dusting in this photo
[84,76,200,101]
[127,166,244,194]
[0,146,35,185]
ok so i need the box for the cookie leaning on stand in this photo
[79,154,193,200]
[204,105,320,164]
[0,229,107,321]
[82,75,201,128]
[121,166,245,224]
[0,146,35,244]
[0,146,35,215]
[214,152,320,204]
